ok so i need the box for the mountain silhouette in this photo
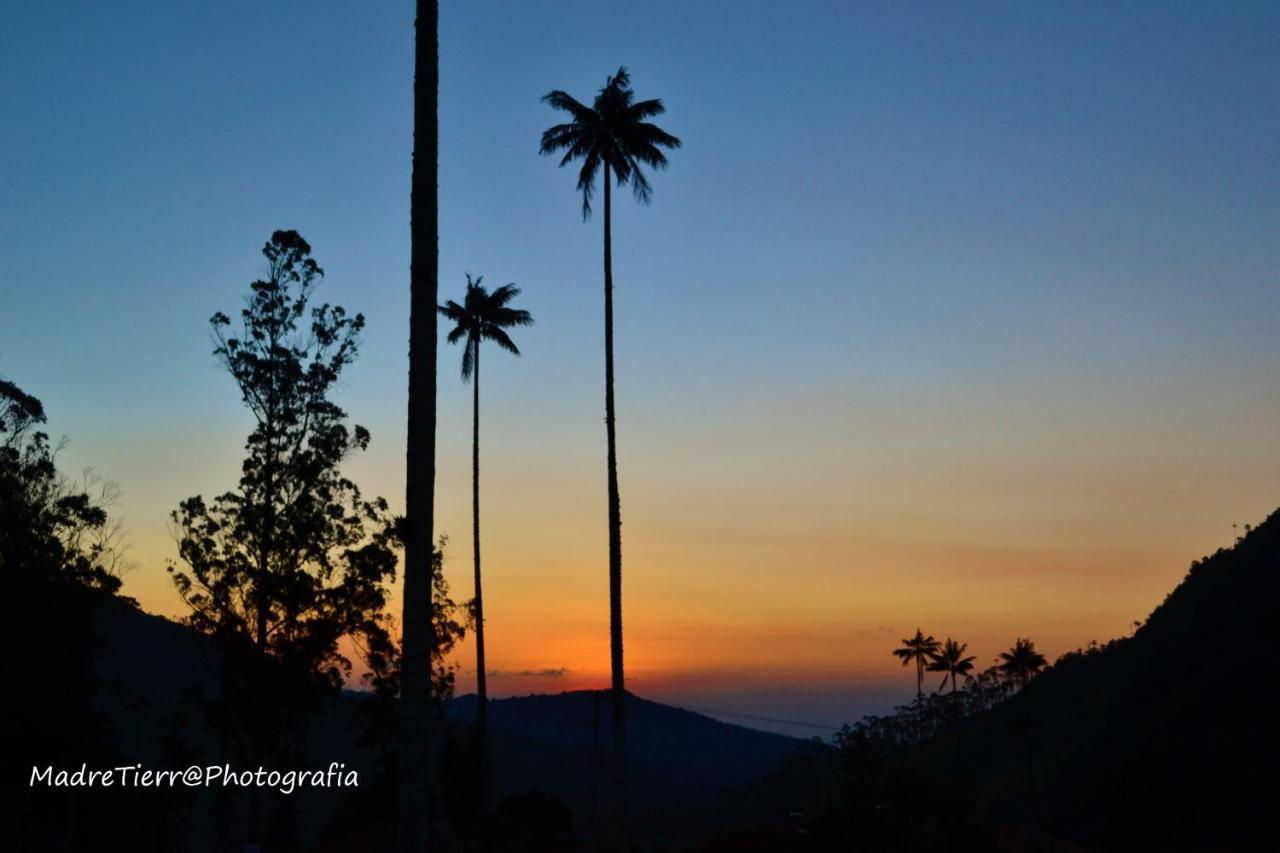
[910,509,1280,849]
[448,691,806,813]
[76,597,812,848]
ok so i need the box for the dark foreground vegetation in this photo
[4,352,1276,849]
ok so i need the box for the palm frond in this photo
[627,160,653,203]
[604,66,631,93]
[540,67,677,219]
[626,98,666,121]
[488,283,521,308]
[459,338,475,381]
[438,300,466,322]
[541,90,593,125]
[439,275,532,378]
[484,327,521,356]
[491,307,533,328]
[576,150,600,218]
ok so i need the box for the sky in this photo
[1,0,1277,736]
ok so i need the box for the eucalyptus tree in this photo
[539,66,680,838]
[439,275,533,815]
[169,231,399,847]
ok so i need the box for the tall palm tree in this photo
[927,638,977,692]
[893,629,941,699]
[400,0,438,849]
[998,637,1048,690]
[539,67,680,840]
[438,275,532,816]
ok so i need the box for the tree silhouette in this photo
[353,535,470,790]
[893,629,941,699]
[998,637,1047,690]
[1,378,125,594]
[167,231,399,848]
[1,379,137,849]
[927,638,976,692]
[539,66,680,844]
[400,0,440,849]
[438,275,533,817]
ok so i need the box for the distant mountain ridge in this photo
[448,691,805,813]
[85,595,813,846]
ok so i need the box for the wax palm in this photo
[539,67,680,841]
[400,1,438,849]
[894,629,941,699]
[998,637,1048,690]
[439,275,532,817]
[927,638,977,692]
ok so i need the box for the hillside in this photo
[913,509,1280,849]
[71,597,813,848]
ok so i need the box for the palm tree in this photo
[927,638,977,692]
[539,67,680,839]
[439,275,532,816]
[400,0,438,849]
[893,629,941,699]
[998,637,1048,690]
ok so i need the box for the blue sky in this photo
[2,0,1277,733]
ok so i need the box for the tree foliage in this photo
[0,378,138,848]
[167,231,400,764]
[998,637,1047,689]
[892,629,940,699]
[927,638,977,692]
[540,66,682,218]
[1,378,125,592]
[438,275,534,380]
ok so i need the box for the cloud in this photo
[486,667,570,678]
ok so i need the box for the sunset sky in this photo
[2,1,1277,735]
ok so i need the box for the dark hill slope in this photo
[449,691,805,814]
[918,509,1280,849]
[77,600,810,847]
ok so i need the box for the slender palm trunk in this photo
[400,0,438,849]
[916,657,923,700]
[472,339,490,817]
[602,163,628,847]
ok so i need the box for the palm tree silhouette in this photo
[539,66,680,840]
[894,629,941,699]
[999,637,1048,690]
[439,275,532,817]
[927,638,977,692]
[400,0,438,848]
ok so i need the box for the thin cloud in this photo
[486,667,570,678]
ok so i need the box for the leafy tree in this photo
[167,230,399,848]
[964,664,1013,712]
[353,534,470,770]
[1,378,137,848]
[401,1,441,848]
[1,378,124,592]
[439,274,533,815]
[927,638,976,692]
[539,66,680,841]
[998,637,1047,690]
[893,629,941,699]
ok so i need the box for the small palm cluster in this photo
[893,629,1046,698]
